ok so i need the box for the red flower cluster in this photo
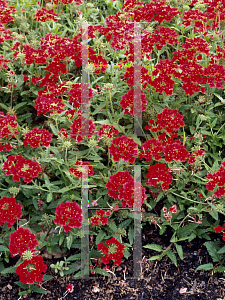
[96,124,119,141]
[70,116,96,143]
[0,111,19,138]
[0,0,16,24]
[2,155,42,183]
[145,108,185,133]
[69,160,94,178]
[34,94,66,116]
[97,237,125,265]
[9,227,39,257]
[206,161,225,197]
[146,163,173,191]
[15,256,47,284]
[54,201,83,233]
[109,135,139,164]
[119,87,147,116]
[162,205,177,221]
[106,171,147,208]
[0,54,12,69]
[0,142,14,152]
[214,224,225,241]
[90,209,111,226]
[0,196,22,228]
[34,7,59,22]
[22,44,48,65]
[52,0,82,4]
[23,128,53,148]
[67,83,95,108]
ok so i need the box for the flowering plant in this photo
[1,0,225,296]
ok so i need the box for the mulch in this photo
[1,221,225,300]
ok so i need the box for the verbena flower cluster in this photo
[1,155,42,183]
[23,128,53,148]
[97,237,125,265]
[0,196,22,228]
[106,171,147,209]
[54,201,83,233]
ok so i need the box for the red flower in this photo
[70,116,96,143]
[214,225,224,233]
[206,161,225,197]
[97,238,125,265]
[23,128,53,148]
[119,87,147,116]
[54,202,82,233]
[2,155,42,183]
[69,160,94,178]
[15,256,47,284]
[9,227,39,257]
[97,124,119,141]
[66,284,74,293]
[35,7,59,22]
[109,135,139,164]
[0,112,19,139]
[0,197,22,228]
[34,94,66,116]
[146,163,173,191]
[140,139,164,162]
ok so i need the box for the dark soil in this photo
[1,222,225,300]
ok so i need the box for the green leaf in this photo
[1,266,16,275]
[0,103,8,110]
[14,102,27,110]
[207,203,218,220]
[128,227,134,245]
[175,243,183,260]
[46,192,53,203]
[67,253,81,261]
[66,236,73,250]
[31,285,47,294]
[176,223,199,239]
[95,267,111,277]
[0,245,9,252]
[217,246,225,254]
[143,244,163,252]
[195,263,214,271]
[96,230,106,245]
[203,241,222,262]
[148,255,161,261]
[50,123,58,135]
[107,221,117,233]
[15,281,29,289]
[166,250,177,266]
[213,93,225,103]
[118,219,132,229]
[43,275,53,281]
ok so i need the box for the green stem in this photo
[171,191,205,204]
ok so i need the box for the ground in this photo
[1,221,225,300]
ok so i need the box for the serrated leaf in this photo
[1,266,16,275]
[217,246,225,254]
[167,250,177,266]
[31,285,47,294]
[208,203,218,220]
[67,253,81,261]
[14,102,27,110]
[118,219,132,229]
[95,267,111,277]
[176,223,199,239]
[96,230,106,245]
[107,221,117,233]
[195,263,213,271]
[204,241,222,262]
[175,243,183,260]
[143,244,163,252]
